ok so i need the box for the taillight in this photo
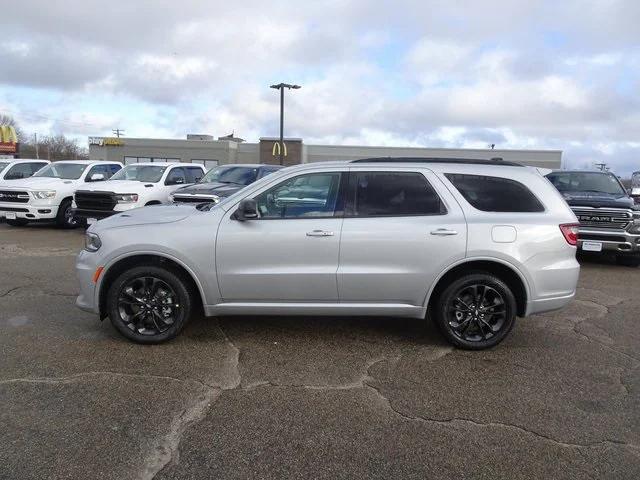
[560,223,579,246]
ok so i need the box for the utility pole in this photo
[34,133,39,159]
[112,128,125,138]
[269,83,301,165]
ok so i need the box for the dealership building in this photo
[88,134,562,169]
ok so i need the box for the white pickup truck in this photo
[0,159,50,182]
[71,162,206,225]
[0,160,123,227]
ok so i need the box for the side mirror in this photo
[233,198,258,221]
[89,173,105,182]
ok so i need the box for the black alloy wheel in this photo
[435,273,516,350]
[118,276,180,335]
[107,266,193,343]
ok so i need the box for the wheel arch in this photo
[425,258,529,317]
[97,253,206,319]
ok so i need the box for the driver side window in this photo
[254,172,342,219]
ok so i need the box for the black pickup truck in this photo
[546,170,640,266]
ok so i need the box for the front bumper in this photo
[75,250,99,314]
[578,227,640,254]
[0,202,59,220]
[71,208,116,220]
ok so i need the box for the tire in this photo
[434,273,517,350]
[56,199,78,229]
[615,255,640,267]
[106,265,193,344]
[6,218,29,227]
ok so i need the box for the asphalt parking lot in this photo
[1,222,639,480]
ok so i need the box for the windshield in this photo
[34,163,87,180]
[199,166,259,186]
[632,172,640,188]
[546,172,626,196]
[0,161,10,173]
[111,165,168,183]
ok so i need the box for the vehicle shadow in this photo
[184,313,447,349]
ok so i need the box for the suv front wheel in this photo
[434,273,517,350]
[106,265,193,344]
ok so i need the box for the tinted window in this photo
[185,167,204,183]
[110,164,122,175]
[0,161,10,173]
[446,173,544,212]
[166,167,186,185]
[258,166,281,178]
[254,172,342,219]
[86,164,113,182]
[200,166,259,185]
[348,172,445,217]
[4,163,36,179]
[546,171,626,196]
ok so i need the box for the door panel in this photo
[216,170,346,302]
[217,218,342,301]
[337,169,467,305]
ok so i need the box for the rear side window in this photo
[445,173,544,212]
[185,166,204,183]
[348,172,446,217]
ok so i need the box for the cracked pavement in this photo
[1,223,639,479]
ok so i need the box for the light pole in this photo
[270,83,300,165]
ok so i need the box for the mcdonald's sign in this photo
[272,141,287,158]
[0,125,18,154]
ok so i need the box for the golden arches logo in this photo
[272,142,287,157]
[0,125,18,144]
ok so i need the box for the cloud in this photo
[1,0,639,175]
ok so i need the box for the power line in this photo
[112,128,125,138]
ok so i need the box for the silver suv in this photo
[76,158,580,349]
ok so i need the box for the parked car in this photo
[546,170,640,266]
[0,160,122,228]
[0,159,50,181]
[170,164,284,204]
[76,158,580,349]
[71,162,207,225]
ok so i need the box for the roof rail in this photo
[349,157,524,167]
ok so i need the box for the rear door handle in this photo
[306,230,334,237]
[430,228,458,236]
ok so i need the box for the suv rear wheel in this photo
[106,265,193,344]
[434,273,517,350]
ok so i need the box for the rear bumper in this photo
[578,227,640,254]
[526,291,576,316]
[0,202,59,220]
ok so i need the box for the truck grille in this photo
[571,207,632,230]
[0,190,29,203]
[75,191,117,211]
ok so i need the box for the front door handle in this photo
[430,228,458,236]
[306,230,334,237]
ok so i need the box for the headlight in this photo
[115,193,139,203]
[32,190,56,199]
[84,232,102,252]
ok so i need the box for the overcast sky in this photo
[1,0,639,174]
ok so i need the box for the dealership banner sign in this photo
[0,125,18,154]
